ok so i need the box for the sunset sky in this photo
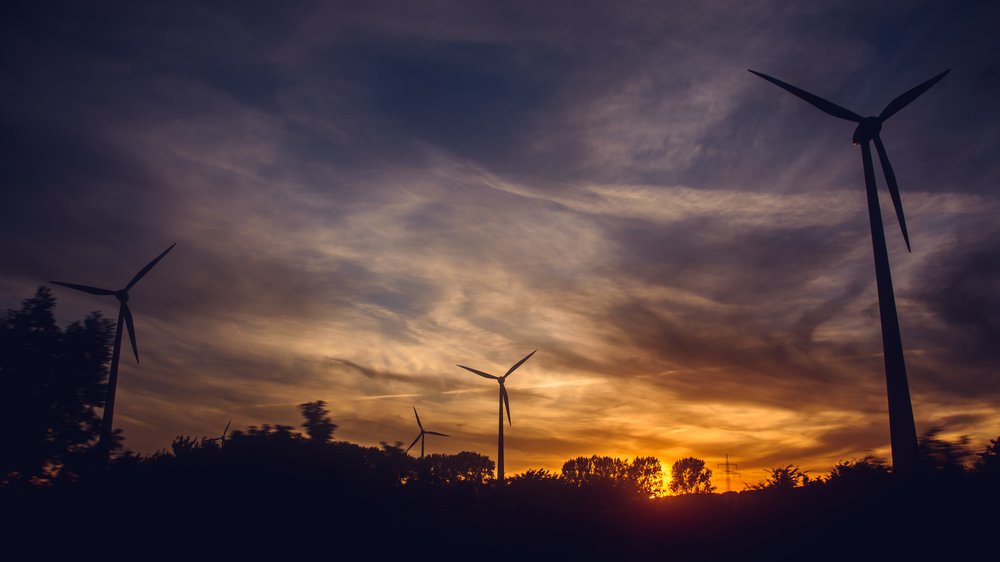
[3,1,999,487]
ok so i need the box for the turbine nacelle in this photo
[115,289,130,303]
[852,116,882,145]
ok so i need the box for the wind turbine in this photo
[457,350,536,483]
[405,407,449,459]
[51,243,176,465]
[749,69,950,472]
[206,419,232,448]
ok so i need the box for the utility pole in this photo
[717,454,741,492]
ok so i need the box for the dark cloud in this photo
[323,358,420,386]
[328,39,564,162]
[898,220,1000,401]
[916,226,1000,358]
[606,214,867,303]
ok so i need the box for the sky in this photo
[2,1,999,487]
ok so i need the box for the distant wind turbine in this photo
[457,350,536,483]
[749,69,950,472]
[206,419,232,447]
[405,407,449,459]
[51,243,176,465]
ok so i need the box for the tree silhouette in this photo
[825,456,889,489]
[749,465,809,490]
[917,427,973,476]
[0,286,113,484]
[377,441,414,484]
[628,456,665,496]
[562,455,626,488]
[414,451,494,487]
[509,468,559,483]
[298,400,336,444]
[668,456,715,495]
[976,436,1000,474]
[561,455,663,495]
[170,435,201,457]
[4,397,997,558]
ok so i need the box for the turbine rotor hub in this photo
[852,116,881,144]
[115,290,129,303]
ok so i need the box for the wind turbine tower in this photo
[51,244,176,465]
[457,350,536,483]
[749,69,949,472]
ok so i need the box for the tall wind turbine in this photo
[405,407,449,459]
[749,69,949,472]
[457,350,536,483]
[51,243,176,465]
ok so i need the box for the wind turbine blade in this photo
[49,281,115,296]
[873,135,912,252]
[500,384,511,426]
[126,243,176,290]
[748,70,863,123]
[413,407,423,430]
[457,365,499,380]
[504,350,537,378]
[223,419,231,439]
[878,70,950,122]
[123,302,139,363]
[405,434,421,454]
[426,431,450,437]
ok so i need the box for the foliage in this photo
[668,456,715,495]
[918,427,974,476]
[749,465,809,491]
[826,456,889,488]
[298,400,336,444]
[237,423,300,441]
[170,435,201,457]
[413,451,495,487]
[976,436,1000,473]
[562,455,663,495]
[628,456,665,496]
[562,455,627,489]
[563,455,621,487]
[0,286,113,485]
[509,468,559,483]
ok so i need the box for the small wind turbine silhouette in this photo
[749,69,950,472]
[405,407,449,459]
[457,350,536,483]
[206,419,231,447]
[51,243,176,464]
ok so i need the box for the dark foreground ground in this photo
[4,468,997,560]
